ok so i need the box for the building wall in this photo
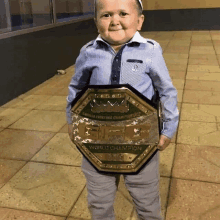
[142,0,220,10]
[0,19,97,106]
[140,0,220,31]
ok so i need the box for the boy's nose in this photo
[110,15,120,26]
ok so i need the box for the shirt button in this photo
[112,76,117,81]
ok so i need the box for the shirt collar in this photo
[95,31,147,47]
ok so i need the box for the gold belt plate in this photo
[70,84,160,173]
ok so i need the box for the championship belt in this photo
[70,84,162,173]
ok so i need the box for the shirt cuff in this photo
[161,120,179,139]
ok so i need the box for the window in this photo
[55,0,94,23]
[0,0,94,34]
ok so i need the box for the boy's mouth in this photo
[109,29,122,31]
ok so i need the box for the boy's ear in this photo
[137,14,145,31]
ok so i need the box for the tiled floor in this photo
[1,30,220,220]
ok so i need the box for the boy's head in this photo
[94,0,144,47]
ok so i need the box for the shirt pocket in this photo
[121,61,149,86]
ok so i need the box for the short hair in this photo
[94,0,143,17]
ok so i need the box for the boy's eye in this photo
[120,12,128,16]
[103,14,110,17]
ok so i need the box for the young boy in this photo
[66,0,179,219]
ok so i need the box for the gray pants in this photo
[81,151,163,220]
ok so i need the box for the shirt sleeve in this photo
[66,47,91,124]
[149,42,179,139]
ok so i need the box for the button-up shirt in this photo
[66,31,179,139]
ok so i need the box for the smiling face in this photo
[94,0,144,47]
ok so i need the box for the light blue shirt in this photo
[66,31,179,139]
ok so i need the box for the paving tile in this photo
[171,131,177,144]
[34,96,66,111]
[191,35,212,41]
[31,133,82,166]
[185,79,220,91]
[190,46,214,50]
[210,30,220,34]
[167,64,187,72]
[163,53,188,60]
[183,90,220,105]
[189,54,218,60]
[189,46,215,54]
[0,108,30,128]
[192,31,210,35]
[47,76,72,89]
[159,144,176,177]
[191,41,213,46]
[58,123,68,133]
[152,39,170,45]
[169,71,186,79]
[66,190,88,220]
[23,85,47,96]
[173,31,192,38]
[0,162,86,216]
[199,104,220,120]
[17,93,30,99]
[53,87,69,96]
[180,103,219,122]
[167,40,191,46]
[164,58,188,65]
[177,121,219,146]
[166,179,220,219]
[213,40,220,46]
[140,32,157,39]
[157,31,176,37]
[172,144,220,183]
[214,46,220,54]
[154,36,174,41]
[0,129,54,160]
[186,71,220,81]
[130,177,170,220]
[160,44,168,51]
[187,65,220,72]
[177,90,183,103]
[9,110,66,132]
[164,46,189,53]
[1,95,51,109]
[65,65,75,73]
[67,186,90,220]
[188,58,219,65]
[31,85,64,96]
[211,35,220,40]
[172,79,185,90]
[0,159,26,188]
[0,208,65,220]
[154,33,174,39]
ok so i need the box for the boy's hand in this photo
[157,134,171,151]
[68,124,73,140]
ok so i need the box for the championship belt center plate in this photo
[70,84,162,173]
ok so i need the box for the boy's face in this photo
[94,0,144,46]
